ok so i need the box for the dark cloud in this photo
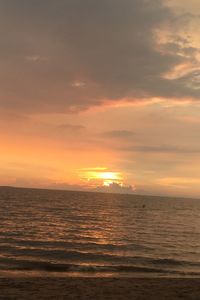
[102,130,135,138]
[118,145,200,154]
[94,182,135,194]
[57,124,85,131]
[0,0,199,114]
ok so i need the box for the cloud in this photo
[118,145,200,154]
[102,130,135,138]
[0,0,199,114]
[25,55,48,62]
[56,124,85,131]
[94,182,135,194]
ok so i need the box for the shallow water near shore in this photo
[0,187,200,277]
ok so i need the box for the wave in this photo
[0,237,153,252]
[1,258,200,276]
[1,243,200,271]
[0,254,200,277]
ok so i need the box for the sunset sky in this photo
[0,0,200,197]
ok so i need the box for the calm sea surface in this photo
[0,187,200,277]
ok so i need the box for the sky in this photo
[0,0,200,197]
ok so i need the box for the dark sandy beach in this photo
[0,277,200,299]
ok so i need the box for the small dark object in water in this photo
[142,204,146,208]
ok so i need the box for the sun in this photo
[98,172,121,180]
[79,168,124,187]
[98,172,123,187]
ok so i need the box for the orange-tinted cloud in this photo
[0,0,199,115]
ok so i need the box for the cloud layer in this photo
[0,0,199,114]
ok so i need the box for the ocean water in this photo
[0,187,200,277]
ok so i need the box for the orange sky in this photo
[0,0,200,197]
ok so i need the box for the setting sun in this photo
[97,171,123,186]
[98,172,122,180]
[79,168,124,187]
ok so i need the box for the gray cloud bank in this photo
[118,145,200,154]
[102,130,135,138]
[93,182,135,194]
[0,0,199,114]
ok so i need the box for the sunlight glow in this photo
[79,168,124,187]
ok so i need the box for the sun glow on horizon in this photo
[79,168,124,187]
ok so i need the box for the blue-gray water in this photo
[0,187,200,277]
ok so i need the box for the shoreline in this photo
[0,277,199,299]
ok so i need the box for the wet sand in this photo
[0,277,199,299]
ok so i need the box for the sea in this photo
[0,187,200,278]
